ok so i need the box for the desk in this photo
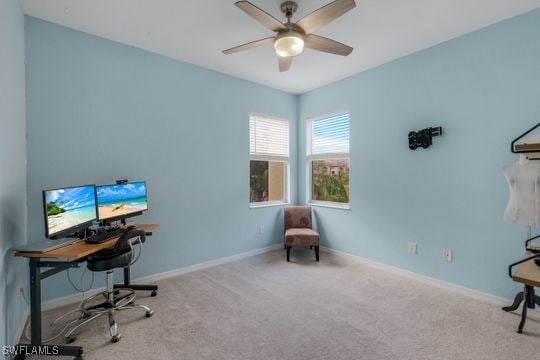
[502,251,540,333]
[13,224,158,360]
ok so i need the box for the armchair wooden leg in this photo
[314,246,319,262]
[286,246,291,262]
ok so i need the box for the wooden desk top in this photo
[15,224,158,260]
[513,252,540,287]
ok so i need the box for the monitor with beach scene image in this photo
[43,184,97,239]
[96,181,148,223]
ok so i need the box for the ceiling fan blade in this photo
[235,1,288,32]
[223,37,274,55]
[304,34,353,56]
[279,56,293,72]
[296,0,356,34]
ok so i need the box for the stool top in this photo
[513,252,540,287]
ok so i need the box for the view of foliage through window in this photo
[312,159,349,203]
[250,114,289,205]
[250,160,269,202]
[250,160,285,203]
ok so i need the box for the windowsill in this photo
[250,202,290,209]
[309,201,351,210]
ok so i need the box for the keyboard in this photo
[85,228,124,244]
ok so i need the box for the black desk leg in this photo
[13,259,83,360]
[113,266,158,296]
[30,258,42,345]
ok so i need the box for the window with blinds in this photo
[249,114,289,205]
[307,112,350,206]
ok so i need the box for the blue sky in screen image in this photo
[97,182,146,203]
[46,186,96,210]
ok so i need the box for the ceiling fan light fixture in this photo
[274,32,304,57]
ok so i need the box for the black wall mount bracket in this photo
[408,127,442,150]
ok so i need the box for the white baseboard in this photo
[42,243,283,311]
[321,246,539,317]
[21,243,539,335]
[137,243,282,283]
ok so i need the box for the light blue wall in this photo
[0,0,28,346]
[24,8,540,306]
[25,17,297,302]
[298,9,540,299]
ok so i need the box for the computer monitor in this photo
[43,184,97,239]
[96,181,148,223]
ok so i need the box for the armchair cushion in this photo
[285,228,319,247]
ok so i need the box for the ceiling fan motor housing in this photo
[280,1,298,20]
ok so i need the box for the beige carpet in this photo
[25,248,540,359]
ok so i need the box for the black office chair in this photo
[64,228,153,343]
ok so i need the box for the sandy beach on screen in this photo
[47,206,95,235]
[99,204,146,219]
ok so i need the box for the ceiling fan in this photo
[223,0,356,72]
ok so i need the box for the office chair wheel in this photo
[145,310,154,318]
[111,334,121,343]
[151,290,157,297]
[66,335,77,344]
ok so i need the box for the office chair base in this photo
[65,311,105,342]
[111,335,121,343]
[109,311,121,342]
[118,302,154,316]
[64,287,152,343]
[81,288,136,316]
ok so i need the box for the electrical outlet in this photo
[259,225,264,235]
[443,249,453,262]
[408,242,417,254]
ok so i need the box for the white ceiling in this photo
[21,0,540,94]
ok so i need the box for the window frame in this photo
[306,111,351,210]
[249,113,290,208]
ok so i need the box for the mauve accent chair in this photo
[284,206,319,262]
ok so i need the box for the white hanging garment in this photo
[503,155,540,226]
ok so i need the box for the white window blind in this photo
[308,112,349,160]
[250,114,289,161]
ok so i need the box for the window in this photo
[307,112,350,206]
[250,114,289,206]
